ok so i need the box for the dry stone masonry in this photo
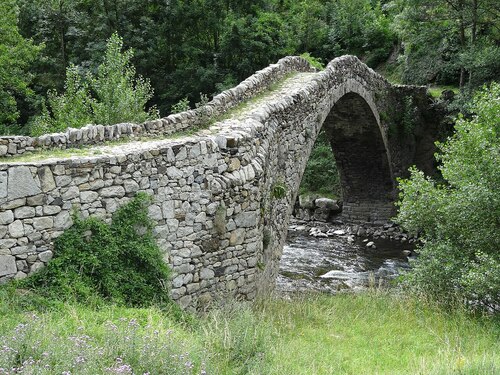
[0,56,441,310]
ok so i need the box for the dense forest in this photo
[1,0,499,135]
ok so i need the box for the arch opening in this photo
[321,92,395,223]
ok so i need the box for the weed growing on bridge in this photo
[20,193,171,306]
[300,52,325,70]
[270,181,287,199]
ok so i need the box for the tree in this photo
[31,33,157,135]
[328,0,395,67]
[30,65,93,136]
[0,0,42,133]
[393,0,500,87]
[90,33,158,125]
[395,82,500,310]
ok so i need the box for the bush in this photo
[22,193,171,306]
[395,82,500,310]
[171,97,190,114]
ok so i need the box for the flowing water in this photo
[277,225,414,294]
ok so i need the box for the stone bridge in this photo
[0,56,440,310]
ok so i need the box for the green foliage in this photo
[299,52,324,70]
[394,0,500,88]
[8,0,498,133]
[271,182,287,199]
[30,33,157,135]
[328,0,396,67]
[300,130,341,198]
[0,0,42,133]
[30,65,94,136]
[90,33,158,125]
[22,193,171,306]
[395,83,500,310]
[171,97,191,114]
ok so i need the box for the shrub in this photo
[395,82,500,311]
[22,193,171,306]
[30,65,94,136]
[299,52,324,70]
[171,97,190,114]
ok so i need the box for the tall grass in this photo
[0,287,498,374]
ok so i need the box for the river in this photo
[277,223,414,294]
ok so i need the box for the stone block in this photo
[38,250,53,263]
[0,171,7,198]
[0,210,14,225]
[14,206,35,219]
[0,255,16,276]
[234,211,258,228]
[33,217,54,230]
[100,186,125,198]
[7,166,41,199]
[38,166,56,192]
[84,188,102,202]
[8,220,24,238]
[229,228,246,246]
[200,268,215,280]
[54,211,72,230]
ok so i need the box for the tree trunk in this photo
[59,0,66,70]
[469,0,478,85]
[458,0,467,88]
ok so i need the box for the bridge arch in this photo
[318,90,395,222]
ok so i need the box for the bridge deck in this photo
[9,73,318,163]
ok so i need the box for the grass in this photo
[1,287,498,374]
[0,72,300,164]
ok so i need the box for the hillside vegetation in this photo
[1,0,498,134]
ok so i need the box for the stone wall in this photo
[0,55,440,309]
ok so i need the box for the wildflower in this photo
[107,364,133,374]
[74,356,86,364]
[128,319,139,328]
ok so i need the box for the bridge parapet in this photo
[0,57,313,158]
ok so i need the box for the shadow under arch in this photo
[321,92,395,223]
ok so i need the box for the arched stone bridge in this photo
[0,56,440,309]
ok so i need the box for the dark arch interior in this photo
[321,93,394,220]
